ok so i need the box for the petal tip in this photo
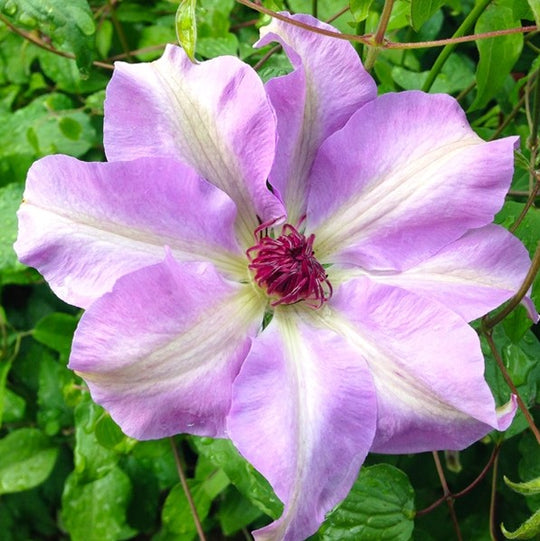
[496,395,518,431]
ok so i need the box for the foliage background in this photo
[0,0,539,539]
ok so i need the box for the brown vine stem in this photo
[432,451,463,541]
[483,330,540,445]
[235,0,537,49]
[417,444,501,516]
[107,0,133,61]
[169,438,207,541]
[388,25,538,49]
[0,13,114,70]
[364,0,395,70]
[482,242,540,330]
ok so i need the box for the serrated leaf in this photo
[502,508,540,539]
[410,0,445,30]
[0,428,58,494]
[504,476,540,496]
[470,2,523,111]
[320,464,415,540]
[0,0,95,74]
[176,0,197,62]
[61,468,135,541]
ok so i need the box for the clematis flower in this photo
[15,13,535,541]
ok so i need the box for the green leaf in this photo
[0,0,95,74]
[2,388,26,424]
[72,397,119,482]
[319,464,415,540]
[0,352,14,427]
[33,312,78,357]
[61,467,136,541]
[197,34,238,58]
[526,0,540,25]
[0,428,59,494]
[160,463,229,538]
[0,93,97,159]
[95,414,136,454]
[410,0,445,30]
[0,182,25,279]
[192,436,283,519]
[37,355,76,435]
[218,486,263,536]
[501,508,540,539]
[470,2,523,111]
[176,0,197,62]
[504,476,540,497]
[350,0,375,22]
[58,116,82,141]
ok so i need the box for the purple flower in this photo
[15,13,533,541]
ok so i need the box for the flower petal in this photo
[328,278,514,454]
[15,155,244,309]
[104,44,284,240]
[257,13,376,223]
[363,225,532,321]
[228,310,377,541]
[308,91,518,270]
[69,252,265,440]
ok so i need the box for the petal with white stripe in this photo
[70,252,265,440]
[104,45,284,240]
[308,91,517,271]
[15,155,244,308]
[228,309,377,541]
[328,278,515,454]
[257,13,376,222]
[368,224,533,321]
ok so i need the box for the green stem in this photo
[354,20,366,59]
[312,0,318,19]
[364,0,395,70]
[422,0,492,91]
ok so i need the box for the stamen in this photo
[247,223,332,309]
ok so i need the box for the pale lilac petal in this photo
[329,278,514,454]
[367,225,532,321]
[14,155,244,309]
[104,45,284,240]
[257,13,376,223]
[308,91,518,270]
[70,252,265,440]
[228,311,377,541]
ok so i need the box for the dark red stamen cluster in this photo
[247,223,332,309]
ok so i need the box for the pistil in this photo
[247,223,332,309]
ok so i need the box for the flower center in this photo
[247,223,332,309]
